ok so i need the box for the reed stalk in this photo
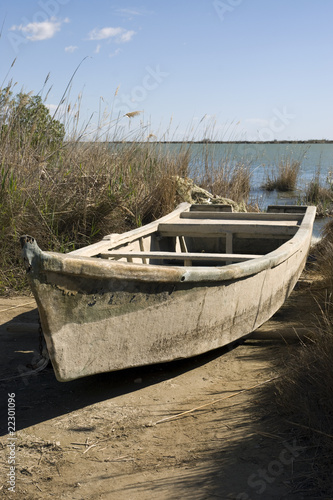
[262,157,301,192]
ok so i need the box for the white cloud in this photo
[117,8,142,16]
[65,45,78,53]
[95,44,101,54]
[45,102,71,117]
[88,27,122,40]
[10,17,69,42]
[119,30,135,43]
[109,48,121,58]
[116,8,152,18]
[88,26,136,43]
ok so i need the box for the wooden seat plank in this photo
[180,212,302,221]
[267,205,307,213]
[189,204,232,212]
[158,219,299,238]
[98,251,263,262]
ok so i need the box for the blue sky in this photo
[1,0,333,140]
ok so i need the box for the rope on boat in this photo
[0,353,50,382]
[0,311,50,382]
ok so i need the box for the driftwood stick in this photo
[285,420,333,439]
[154,376,278,425]
[0,301,36,314]
[105,455,133,462]
[83,443,97,454]
[79,436,112,453]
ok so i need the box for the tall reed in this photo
[262,157,301,192]
[192,143,252,203]
[0,79,194,293]
[0,138,193,293]
[304,168,333,215]
[0,76,253,294]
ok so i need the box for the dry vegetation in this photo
[257,221,333,497]
[305,170,333,216]
[193,144,252,203]
[0,136,191,294]
[1,79,333,296]
[262,157,302,192]
[0,82,253,295]
[3,75,333,496]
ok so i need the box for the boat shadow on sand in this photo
[0,282,318,437]
[0,306,249,435]
[0,284,322,499]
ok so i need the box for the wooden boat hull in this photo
[21,203,316,381]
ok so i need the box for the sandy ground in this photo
[0,278,320,500]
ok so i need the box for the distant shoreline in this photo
[195,140,333,144]
[193,139,333,144]
[104,140,333,144]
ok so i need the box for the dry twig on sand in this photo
[154,376,278,425]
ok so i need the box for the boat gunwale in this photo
[29,204,316,284]
[69,202,192,257]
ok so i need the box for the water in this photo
[162,141,333,239]
[164,141,333,198]
[111,141,332,236]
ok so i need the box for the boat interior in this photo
[96,205,307,267]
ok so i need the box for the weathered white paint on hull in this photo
[21,204,315,381]
[31,244,306,381]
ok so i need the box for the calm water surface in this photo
[163,142,333,238]
[165,142,333,189]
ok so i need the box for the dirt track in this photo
[0,281,318,499]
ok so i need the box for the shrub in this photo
[0,89,65,153]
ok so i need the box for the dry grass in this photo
[306,180,333,204]
[304,171,333,216]
[311,221,333,290]
[272,299,333,495]
[262,158,301,192]
[0,77,192,293]
[193,144,252,203]
[259,223,333,496]
[0,79,253,295]
[0,139,191,294]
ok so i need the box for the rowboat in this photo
[20,202,316,382]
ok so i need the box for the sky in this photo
[1,0,333,141]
